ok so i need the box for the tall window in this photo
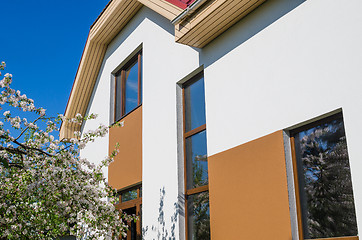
[115,51,142,121]
[290,113,358,239]
[182,72,210,240]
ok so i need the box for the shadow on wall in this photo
[142,187,185,240]
[199,0,306,68]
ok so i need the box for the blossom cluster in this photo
[0,62,135,239]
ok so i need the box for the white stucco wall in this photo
[80,60,111,181]
[82,7,199,239]
[202,0,362,235]
[80,0,362,238]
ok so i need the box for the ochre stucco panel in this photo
[208,130,292,240]
[108,106,142,190]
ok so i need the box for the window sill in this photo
[113,104,142,126]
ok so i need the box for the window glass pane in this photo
[184,76,206,132]
[115,74,123,121]
[294,116,357,239]
[122,189,138,202]
[186,130,208,190]
[125,60,139,115]
[187,191,210,240]
[122,207,137,240]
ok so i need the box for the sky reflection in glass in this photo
[184,77,206,132]
[125,61,139,115]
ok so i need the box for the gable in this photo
[60,0,266,139]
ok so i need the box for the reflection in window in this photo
[125,61,139,115]
[184,76,206,132]
[122,207,137,240]
[114,51,142,122]
[186,130,208,189]
[116,185,142,240]
[122,189,138,202]
[292,114,357,239]
[187,192,210,240]
[182,72,210,240]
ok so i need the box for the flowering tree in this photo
[0,61,133,239]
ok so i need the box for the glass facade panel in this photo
[294,116,358,239]
[185,130,208,190]
[187,191,211,240]
[125,61,139,115]
[184,76,206,132]
[122,189,138,202]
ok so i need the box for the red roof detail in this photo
[164,0,196,9]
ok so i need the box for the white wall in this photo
[81,0,362,237]
[202,0,362,235]
[83,6,199,239]
[80,57,110,181]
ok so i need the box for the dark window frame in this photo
[289,112,358,240]
[182,71,210,240]
[114,51,142,122]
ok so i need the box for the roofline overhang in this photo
[60,0,266,139]
[60,0,183,140]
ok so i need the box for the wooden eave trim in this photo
[90,0,114,29]
[138,0,183,20]
[60,0,142,140]
[60,0,267,139]
[175,0,266,48]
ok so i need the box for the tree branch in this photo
[13,139,53,157]
[14,114,43,141]
[0,145,27,155]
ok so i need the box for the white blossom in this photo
[0,61,133,239]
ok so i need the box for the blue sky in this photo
[1,0,110,117]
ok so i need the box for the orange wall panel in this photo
[208,130,292,240]
[109,107,142,190]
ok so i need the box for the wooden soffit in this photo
[175,0,266,48]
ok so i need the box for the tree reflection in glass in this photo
[185,130,208,190]
[122,189,138,202]
[294,116,358,239]
[187,191,210,240]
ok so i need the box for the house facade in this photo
[60,0,362,239]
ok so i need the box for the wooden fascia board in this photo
[60,0,142,140]
[138,0,183,20]
[60,0,266,139]
[175,0,266,48]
